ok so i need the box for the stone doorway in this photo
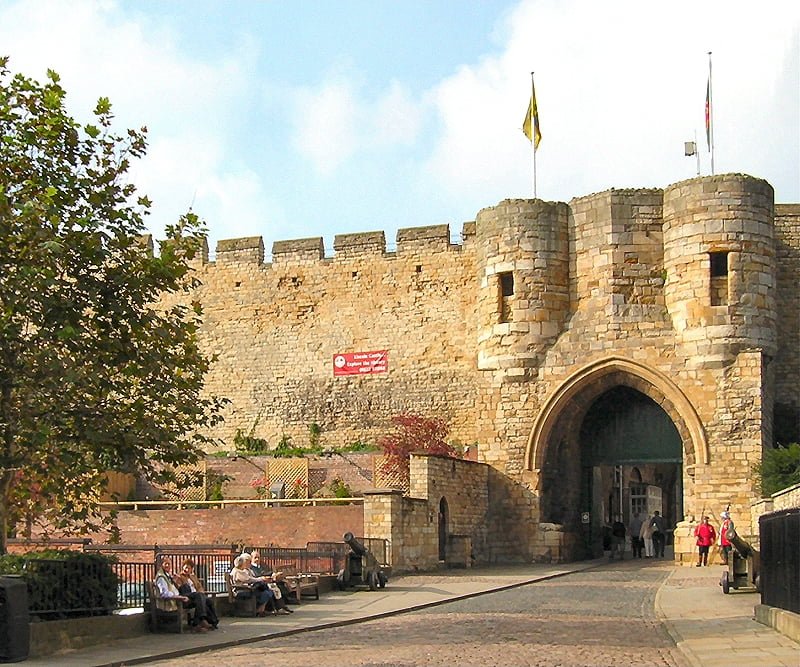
[529,358,703,561]
[578,386,683,558]
[438,497,449,561]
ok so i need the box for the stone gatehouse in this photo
[160,173,799,563]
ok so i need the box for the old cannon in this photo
[336,532,390,591]
[720,526,760,594]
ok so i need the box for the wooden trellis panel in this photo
[266,458,309,498]
[373,456,410,494]
[162,461,207,501]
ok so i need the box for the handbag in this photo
[267,582,282,599]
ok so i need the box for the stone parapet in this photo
[216,236,265,265]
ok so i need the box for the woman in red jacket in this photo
[694,516,717,567]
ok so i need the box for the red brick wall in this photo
[111,504,363,547]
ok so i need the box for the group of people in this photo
[693,511,734,567]
[229,551,295,616]
[628,510,667,559]
[153,549,299,631]
[154,558,220,632]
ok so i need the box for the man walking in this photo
[651,511,666,558]
[629,512,644,558]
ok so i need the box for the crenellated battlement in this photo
[183,222,476,268]
[216,236,264,265]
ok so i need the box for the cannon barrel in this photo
[726,526,755,558]
[343,532,367,556]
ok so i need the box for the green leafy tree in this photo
[0,58,226,552]
[754,443,800,496]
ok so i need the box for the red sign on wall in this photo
[333,350,389,376]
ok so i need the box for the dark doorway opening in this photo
[578,386,683,558]
[438,497,449,561]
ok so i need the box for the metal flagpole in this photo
[531,71,537,199]
[708,52,715,175]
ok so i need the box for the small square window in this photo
[500,272,514,297]
[710,252,728,277]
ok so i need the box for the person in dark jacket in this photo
[651,511,666,557]
[610,516,626,560]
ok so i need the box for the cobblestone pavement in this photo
[151,563,687,667]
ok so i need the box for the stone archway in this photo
[527,357,708,473]
[525,357,707,558]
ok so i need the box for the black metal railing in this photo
[306,537,388,572]
[113,561,155,609]
[14,537,388,617]
[759,507,799,614]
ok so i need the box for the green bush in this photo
[328,477,354,498]
[273,435,323,458]
[0,550,119,619]
[754,443,800,496]
[233,428,269,454]
[341,441,378,453]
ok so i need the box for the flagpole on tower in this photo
[706,51,715,174]
[522,71,541,199]
[531,72,537,199]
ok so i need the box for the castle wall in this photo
[364,454,491,570]
[773,205,800,443]
[161,172,798,563]
[185,225,480,452]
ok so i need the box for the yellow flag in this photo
[522,86,542,150]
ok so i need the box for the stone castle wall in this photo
[176,225,481,452]
[161,173,799,562]
[363,454,489,570]
[773,205,800,443]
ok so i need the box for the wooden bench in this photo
[225,572,257,616]
[280,567,320,603]
[145,581,194,633]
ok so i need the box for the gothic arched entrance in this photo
[578,386,682,557]
[527,357,707,560]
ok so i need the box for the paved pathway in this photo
[28,558,798,667]
[150,561,684,667]
[657,563,798,667]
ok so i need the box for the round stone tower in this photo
[475,199,570,378]
[662,174,776,365]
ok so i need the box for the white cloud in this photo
[371,80,423,147]
[0,0,274,247]
[288,74,424,174]
[290,77,359,175]
[423,0,800,210]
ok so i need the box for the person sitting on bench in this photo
[231,553,290,616]
[173,559,219,629]
[154,557,207,633]
[251,551,293,604]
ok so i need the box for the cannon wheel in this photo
[378,571,388,589]
[336,569,348,591]
[368,570,379,591]
[721,573,730,594]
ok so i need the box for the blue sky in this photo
[1,0,798,256]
